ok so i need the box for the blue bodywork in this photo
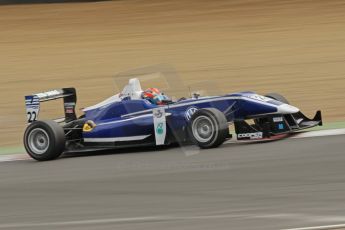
[23,78,322,161]
[82,91,285,143]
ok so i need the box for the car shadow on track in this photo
[60,135,289,160]
[61,144,175,159]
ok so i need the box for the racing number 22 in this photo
[27,111,37,123]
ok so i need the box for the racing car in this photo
[24,78,322,161]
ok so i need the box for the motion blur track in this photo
[0,133,344,230]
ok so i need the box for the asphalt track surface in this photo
[0,135,344,230]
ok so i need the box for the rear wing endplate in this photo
[25,88,77,123]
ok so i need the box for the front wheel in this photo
[24,120,65,161]
[188,108,229,148]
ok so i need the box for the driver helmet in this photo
[142,88,169,105]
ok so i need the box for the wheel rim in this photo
[192,115,215,143]
[28,128,50,155]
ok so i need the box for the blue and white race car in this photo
[24,78,322,161]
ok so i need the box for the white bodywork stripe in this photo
[121,96,242,117]
[121,95,298,118]
[97,113,171,126]
[97,114,153,126]
[84,135,151,143]
[167,96,242,109]
[277,103,299,114]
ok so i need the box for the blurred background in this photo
[0,0,344,147]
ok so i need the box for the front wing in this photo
[234,110,322,140]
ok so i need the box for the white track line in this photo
[292,128,345,139]
[0,154,28,162]
[0,216,166,228]
[282,223,345,230]
[0,214,266,228]
[1,213,345,229]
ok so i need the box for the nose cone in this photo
[277,104,299,114]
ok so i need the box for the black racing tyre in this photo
[188,108,229,149]
[265,93,290,104]
[23,120,65,161]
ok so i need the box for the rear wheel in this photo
[24,120,65,161]
[188,108,229,148]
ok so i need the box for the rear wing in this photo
[25,88,77,124]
